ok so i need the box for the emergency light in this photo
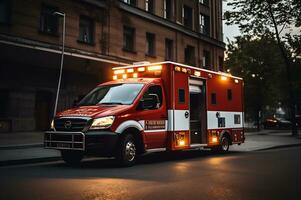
[112,65,163,80]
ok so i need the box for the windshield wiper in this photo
[99,102,125,105]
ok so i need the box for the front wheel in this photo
[115,134,137,167]
[61,150,84,166]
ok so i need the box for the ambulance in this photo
[45,61,245,166]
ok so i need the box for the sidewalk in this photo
[0,130,301,166]
[230,130,301,151]
[0,131,60,166]
[0,131,44,149]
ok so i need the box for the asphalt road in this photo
[0,147,300,200]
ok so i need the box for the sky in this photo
[222,1,301,43]
[222,1,240,42]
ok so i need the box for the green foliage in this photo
[225,34,286,120]
[293,0,301,26]
[224,0,301,134]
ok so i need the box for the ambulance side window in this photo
[227,89,232,101]
[147,85,163,106]
[211,93,217,105]
[141,85,163,109]
[178,89,185,103]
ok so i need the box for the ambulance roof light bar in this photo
[114,69,125,74]
[148,65,162,71]
[112,61,243,80]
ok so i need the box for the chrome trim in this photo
[44,131,85,151]
[145,148,167,154]
[190,144,207,148]
[53,117,91,132]
[58,116,92,120]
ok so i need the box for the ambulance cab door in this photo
[137,84,167,149]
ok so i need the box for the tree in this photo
[225,34,286,130]
[286,34,301,113]
[224,0,301,135]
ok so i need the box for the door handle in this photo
[185,111,189,118]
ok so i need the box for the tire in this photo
[220,135,230,152]
[115,134,137,167]
[61,150,84,166]
[211,135,230,153]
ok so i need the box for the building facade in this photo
[0,0,225,132]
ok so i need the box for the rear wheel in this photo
[211,135,230,153]
[115,134,137,167]
[220,136,230,152]
[61,150,84,166]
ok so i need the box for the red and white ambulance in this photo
[45,61,245,166]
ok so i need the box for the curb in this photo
[0,156,61,167]
[255,143,301,151]
[0,143,43,150]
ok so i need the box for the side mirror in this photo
[138,94,160,110]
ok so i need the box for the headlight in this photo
[50,120,54,130]
[90,116,115,130]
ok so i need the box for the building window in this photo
[183,5,193,29]
[184,45,195,65]
[123,26,135,52]
[211,93,216,105]
[199,0,209,6]
[227,89,232,101]
[203,50,210,69]
[163,0,172,20]
[123,0,136,6]
[146,32,156,56]
[165,39,173,61]
[78,16,94,44]
[40,5,59,35]
[218,56,224,71]
[145,0,154,13]
[0,0,11,24]
[199,14,210,35]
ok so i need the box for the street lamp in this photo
[53,11,66,118]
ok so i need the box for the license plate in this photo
[57,143,71,148]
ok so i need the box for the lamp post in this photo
[53,11,66,118]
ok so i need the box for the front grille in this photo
[54,118,89,132]
[44,131,85,150]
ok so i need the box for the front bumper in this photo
[44,131,118,156]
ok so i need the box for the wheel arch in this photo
[115,120,145,154]
[121,127,145,154]
[220,130,232,145]
[115,120,143,133]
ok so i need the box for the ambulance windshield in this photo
[78,83,144,106]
